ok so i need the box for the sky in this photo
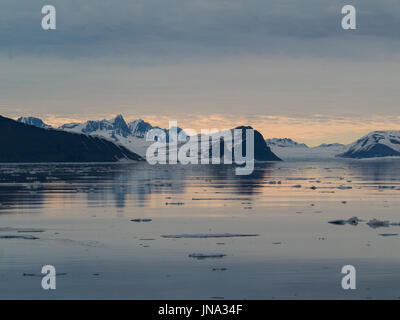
[1,0,400,146]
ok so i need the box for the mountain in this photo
[205,126,281,162]
[0,116,143,162]
[128,119,154,138]
[267,139,347,160]
[60,114,131,138]
[15,115,279,161]
[59,115,185,157]
[266,138,308,148]
[17,117,51,129]
[338,131,400,159]
[236,126,282,161]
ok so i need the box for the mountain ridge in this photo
[338,130,400,158]
[0,116,143,163]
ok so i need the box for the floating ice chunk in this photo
[328,217,362,226]
[23,272,67,277]
[0,235,39,240]
[165,202,184,206]
[17,229,45,233]
[161,233,258,239]
[347,217,363,225]
[329,220,346,225]
[367,218,390,229]
[188,253,226,259]
[212,268,227,271]
[268,181,281,185]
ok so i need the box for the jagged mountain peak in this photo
[128,119,154,138]
[17,116,51,129]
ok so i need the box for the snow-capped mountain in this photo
[2,116,142,162]
[17,117,51,129]
[338,131,400,159]
[59,115,153,156]
[128,119,154,138]
[58,115,187,157]
[175,126,281,163]
[266,138,308,148]
[59,114,131,138]
[267,138,347,160]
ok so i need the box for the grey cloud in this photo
[1,0,399,61]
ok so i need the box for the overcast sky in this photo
[1,0,400,145]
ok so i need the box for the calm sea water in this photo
[1,159,400,299]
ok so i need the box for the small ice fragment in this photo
[161,233,258,239]
[23,272,67,277]
[329,217,362,226]
[17,229,45,233]
[0,235,39,240]
[189,253,226,259]
[130,219,152,222]
[367,218,390,229]
[346,217,362,225]
[212,268,227,271]
[329,220,347,225]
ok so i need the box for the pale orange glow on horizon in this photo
[9,113,400,147]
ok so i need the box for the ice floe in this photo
[367,219,390,228]
[130,219,152,222]
[23,272,67,277]
[0,235,39,240]
[328,217,363,226]
[161,233,258,238]
[0,227,45,233]
[188,253,226,259]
